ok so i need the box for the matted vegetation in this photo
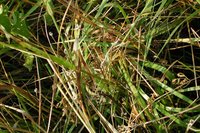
[0,0,200,132]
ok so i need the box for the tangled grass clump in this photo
[0,0,200,132]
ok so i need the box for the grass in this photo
[0,0,200,132]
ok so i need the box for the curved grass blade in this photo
[141,61,175,81]
[0,41,75,70]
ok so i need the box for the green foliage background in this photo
[0,0,200,132]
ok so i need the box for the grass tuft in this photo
[0,0,200,132]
